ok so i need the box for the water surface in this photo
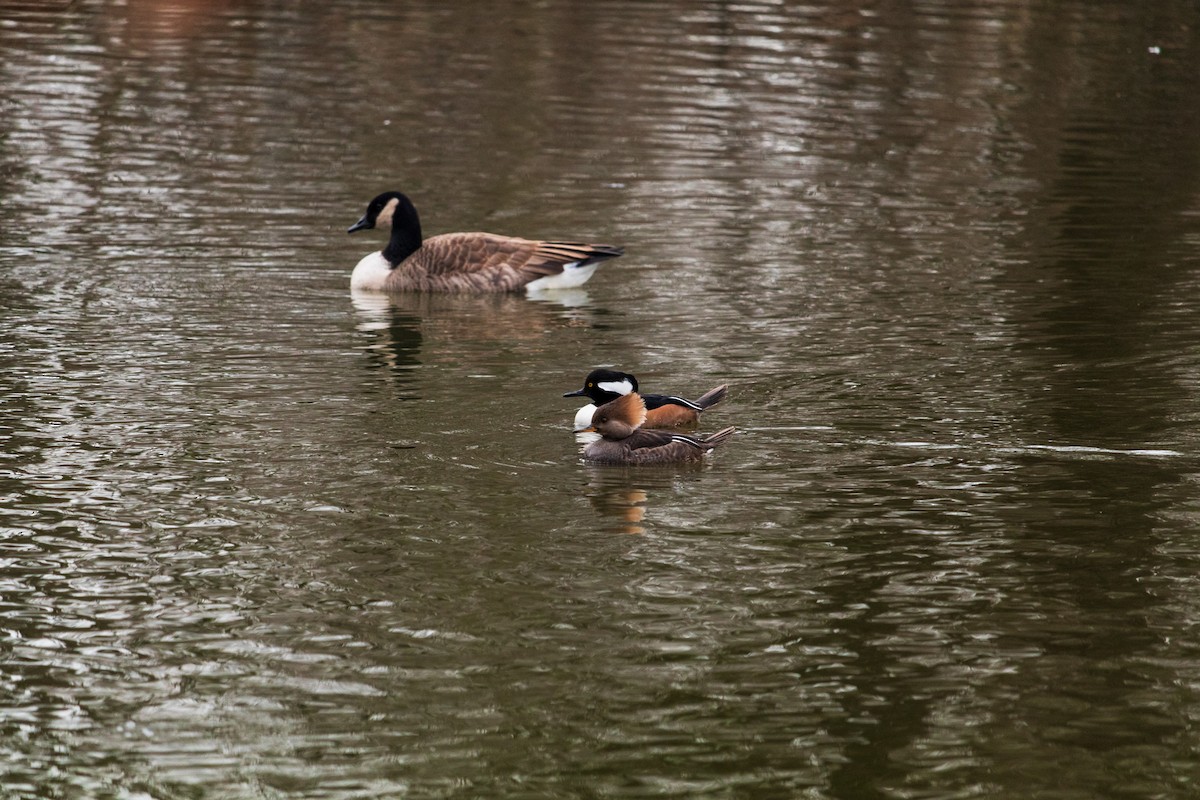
[4,0,1200,797]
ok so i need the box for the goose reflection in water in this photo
[350,291,423,382]
[352,287,594,340]
[350,288,598,378]
[125,0,237,41]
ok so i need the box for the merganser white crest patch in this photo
[598,379,634,395]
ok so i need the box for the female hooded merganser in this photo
[564,368,727,430]
[583,393,736,465]
[347,191,624,293]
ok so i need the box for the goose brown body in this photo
[348,191,623,293]
[583,393,736,465]
[384,233,621,293]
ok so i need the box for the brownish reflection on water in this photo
[3,0,1200,798]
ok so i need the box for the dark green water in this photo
[3,0,1200,797]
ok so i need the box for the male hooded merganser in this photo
[583,393,736,465]
[347,191,623,293]
[564,368,727,430]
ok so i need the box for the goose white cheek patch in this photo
[376,197,399,229]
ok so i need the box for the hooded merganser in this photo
[347,191,623,293]
[583,393,736,465]
[563,368,727,430]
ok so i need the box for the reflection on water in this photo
[351,290,423,387]
[4,0,1200,797]
[351,287,596,345]
[593,484,648,535]
[349,288,601,402]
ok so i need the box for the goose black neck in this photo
[382,199,423,266]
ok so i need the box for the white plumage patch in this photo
[573,403,597,431]
[665,395,704,411]
[376,197,399,229]
[525,261,599,292]
[597,379,634,395]
[350,251,394,291]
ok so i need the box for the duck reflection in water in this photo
[583,467,650,535]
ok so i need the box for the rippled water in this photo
[4,0,1200,797]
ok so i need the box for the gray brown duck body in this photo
[583,393,736,465]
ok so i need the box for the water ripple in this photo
[3,0,1200,797]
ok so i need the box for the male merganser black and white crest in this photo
[347,191,623,293]
[583,393,736,465]
[564,368,728,430]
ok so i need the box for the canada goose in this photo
[347,191,623,293]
